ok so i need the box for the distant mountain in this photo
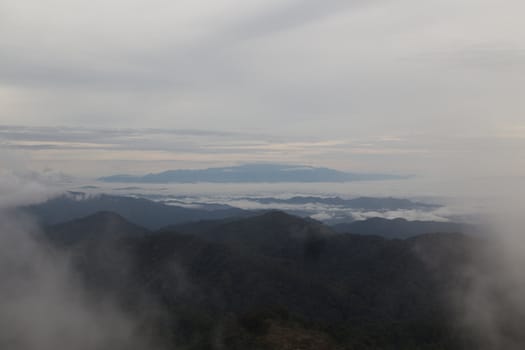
[243,196,439,210]
[332,217,464,238]
[98,163,407,183]
[170,214,461,240]
[23,192,250,230]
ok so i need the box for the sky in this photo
[1,0,524,179]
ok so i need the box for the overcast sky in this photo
[1,0,524,179]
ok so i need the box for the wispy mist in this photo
[449,201,525,349]
[0,150,65,209]
[0,173,163,350]
[0,215,153,349]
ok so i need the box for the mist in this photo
[445,198,525,349]
[0,172,163,350]
[0,152,60,209]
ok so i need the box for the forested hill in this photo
[39,210,488,349]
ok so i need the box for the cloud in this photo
[0,150,65,208]
[2,125,389,176]
[0,154,164,348]
[222,0,379,40]
[0,0,376,90]
[1,0,524,183]
[1,0,524,134]
[409,174,525,349]
[0,209,165,349]
[4,123,525,185]
[410,44,525,71]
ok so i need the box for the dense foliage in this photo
[44,211,477,349]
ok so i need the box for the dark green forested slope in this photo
[43,210,479,349]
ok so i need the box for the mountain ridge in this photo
[22,192,251,230]
[45,211,149,244]
[98,163,407,183]
[38,209,475,349]
[332,217,465,238]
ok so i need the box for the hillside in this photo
[45,211,149,245]
[38,210,480,349]
[332,217,464,238]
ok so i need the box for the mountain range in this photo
[98,163,407,183]
[23,192,461,238]
[241,195,439,210]
[332,217,465,238]
[38,209,487,349]
[23,192,250,230]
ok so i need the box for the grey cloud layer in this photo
[1,0,524,134]
[2,124,524,182]
[0,0,524,178]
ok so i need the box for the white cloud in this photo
[0,150,65,208]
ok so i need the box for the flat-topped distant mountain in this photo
[98,163,407,183]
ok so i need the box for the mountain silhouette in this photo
[23,192,249,230]
[98,163,406,183]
